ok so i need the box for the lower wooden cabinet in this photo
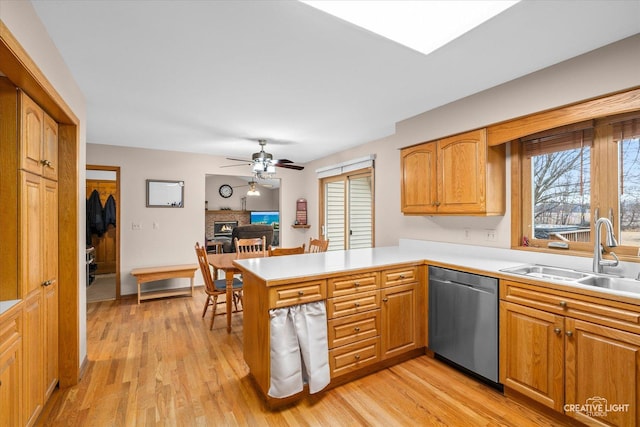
[0,304,22,427]
[381,283,417,359]
[501,280,640,427]
[22,290,44,427]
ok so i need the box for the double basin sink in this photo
[500,264,640,295]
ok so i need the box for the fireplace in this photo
[214,221,237,237]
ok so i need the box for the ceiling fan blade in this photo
[220,163,250,168]
[226,157,252,162]
[272,159,293,164]
[275,163,304,171]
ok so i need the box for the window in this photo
[517,113,640,258]
[320,170,374,251]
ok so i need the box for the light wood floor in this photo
[38,288,568,426]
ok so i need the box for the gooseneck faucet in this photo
[593,217,619,274]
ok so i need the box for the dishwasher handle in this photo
[430,277,496,295]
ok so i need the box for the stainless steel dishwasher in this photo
[428,266,499,384]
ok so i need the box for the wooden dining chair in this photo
[234,236,267,259]
[308,238,329,253]
[195,242,243,330]
[268,244,305,256]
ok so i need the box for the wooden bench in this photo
[130,264,199,304]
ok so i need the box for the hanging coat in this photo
[87,189,105,236]
[104,194,116,228]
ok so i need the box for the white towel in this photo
[292,302,330,394]
[268,307,303,398]
[268,302,330,398]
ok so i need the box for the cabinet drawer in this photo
[328,272,379,297]
[502,280,640,334]
[383,266,418,287]
[268,280,326,309]
[328,310,380,349]
[327,290,380,319]
[329,336,379,378]
[0,306,22,355]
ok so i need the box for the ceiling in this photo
[31,0,640,165]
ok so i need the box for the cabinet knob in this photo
[354,281,360,287]
[435,201,441,207]
[565,331,574,337]
[553,327,561,335]
[354,302,360,307]
[40,159,52,167]
[297,291,304,296]
[42,280,53,287]
[382,297,389,303]
[399,274,405,279]
[559,301,567,308]
[354,327,360,332]
[354,354,361,360]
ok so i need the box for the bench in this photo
[130,264,199,304]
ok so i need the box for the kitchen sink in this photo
[576,276,640,293]
[500,265,593,282]
[501,264,640,296]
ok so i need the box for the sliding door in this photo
[321,169,374,251]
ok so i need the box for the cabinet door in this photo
[400,143,437,214]
[381,283,416,359]
[437,129,487,213]
[43,179,58,398]
[42,114,58,181]
[21,171,43,296]
[565,318,640,427]
[0,339,22,427]
[499,302,564,411]
[20,93,44,176]
[23,290,44,426]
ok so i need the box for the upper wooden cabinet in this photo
[20,92,58,181]
[401,129,505,215]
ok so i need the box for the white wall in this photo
[86,143,306,294]
[0,1,88,366]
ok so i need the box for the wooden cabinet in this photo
[19,92,57,181]
[327,272,381,378]
[400,128,505,215]
[500,280,640,426]
[0,304,22,427]
[381,266,419,359]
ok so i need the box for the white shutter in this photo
[325,181,345,251]
[349,176,372,249]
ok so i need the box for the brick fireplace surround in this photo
[205,210,250,240]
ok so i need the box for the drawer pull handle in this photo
[298,291,304,296]
[559,301,567,308]
[382,297,388,303]
[565,331,574,337]
[354,302,360,307]
[354,281,360,287]
[40,159,52,167]
[354,354,361,360]
[354,327,360,332]
[554,328,561,335]
[399,274,406,279]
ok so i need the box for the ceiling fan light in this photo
[252,161,263,172]
[266,164,276,174]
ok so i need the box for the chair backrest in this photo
[308,238,329,253]
[235,236,267,259]
[268,244,305,256]
[229,225,274,252]
[195,242,217,293]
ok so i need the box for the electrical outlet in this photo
[486,229,496,241]
[153,221,160,230]
[132,222,142,231]
[464,229,470,240]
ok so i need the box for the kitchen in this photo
[1,1,640,426]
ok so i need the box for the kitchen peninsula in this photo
[235,240,640,426]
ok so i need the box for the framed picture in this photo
[146,179,184,207]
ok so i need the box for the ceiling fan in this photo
[223,139,304,178]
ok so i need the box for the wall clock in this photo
[219,184,233,198]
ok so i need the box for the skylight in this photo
[301,0,520,56]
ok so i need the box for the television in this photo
[250,211,279,229]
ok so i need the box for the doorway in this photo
[86,165,120,302]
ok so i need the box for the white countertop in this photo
[0,299,20,316]
[234,239,640,301]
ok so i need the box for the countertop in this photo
[234,239,640,302]
[0,299,20,316]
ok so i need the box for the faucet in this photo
[593,217,619,274]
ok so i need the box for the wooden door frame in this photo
[86,165,121,299]
[1,21,81,386]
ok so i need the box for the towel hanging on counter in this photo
[268,301,330,398]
